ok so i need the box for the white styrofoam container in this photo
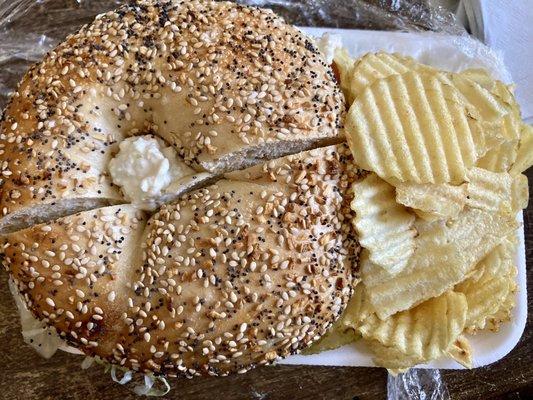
[281,28,527,370]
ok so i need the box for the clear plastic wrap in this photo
[0,0,466,398]
[0,0,464,110]
[240,0,464,34]
[387,369,450,400]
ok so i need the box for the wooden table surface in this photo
[0,1,532,399]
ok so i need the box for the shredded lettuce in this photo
[10,279,171,396]
[111,365,133,385]
[133,374,171,397]
[9,279,84,357]
[9,279,62,358]
[81,357,95,370]
[110,366,170,396]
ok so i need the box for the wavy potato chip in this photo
[363,208,518,319]
[492,113,522,143]
[303,320,356,354]
[456,248,514,332]
[365,339,425,374]
[346,52,433,103]
[455,236,518,334]
[340,282,373,330]
[484,280,517,333]
[478,111,521,155]
[395,181,466,221]
[481,235,517,275]
[511,174,529,211]
[348,60,513,149]
[333,47,355,103]
[460,68,494,87]
[466,167,529,213]
[361,239,464,319]
[491,81,517,104]
[486,81,522,143]
[358,291,467,368]
[476,139,519,172]
[510,124,533,175]
[351,174,416,274]
[444,74,519,154]
[461,68,518,110]
[393,167,527,222]
[446,335,473,368]
[427,208,519,268]
[394,168,528,220]
[347,59,516,152]
[346,71,486,184]
[411,209,445,222]
[445,73,512,123]
[347,53,505,112]
[458,70,523,163]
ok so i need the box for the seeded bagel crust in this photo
[2,144,361,377]
[0,0,344,229]
[1,0,355,379]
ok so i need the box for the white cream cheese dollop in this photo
[315,33,343,64]
[109,135,195,209]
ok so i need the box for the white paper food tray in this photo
[281,27,527,370]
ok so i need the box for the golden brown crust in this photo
[1,0,352,379]
[0,0,344,220]
[0,52,126,219]
[2,205,147,357]
[2,144,361,377]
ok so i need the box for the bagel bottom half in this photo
[1,144,361,377]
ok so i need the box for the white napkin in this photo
[460,0,533,123]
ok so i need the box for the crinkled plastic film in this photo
[0,0,464,398]
[387,369,451,400]
[0,0,465,110]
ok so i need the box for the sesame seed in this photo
[0,0,353,377]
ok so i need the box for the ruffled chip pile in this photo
[307,51,532,372]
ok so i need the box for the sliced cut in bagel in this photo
[118,144,361,377]
[146,0,345,171]
[0,170,216,235]
[0,82,135,223]
[1,144,361,377]
[0,197,115,235]
[0,0,344,228]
